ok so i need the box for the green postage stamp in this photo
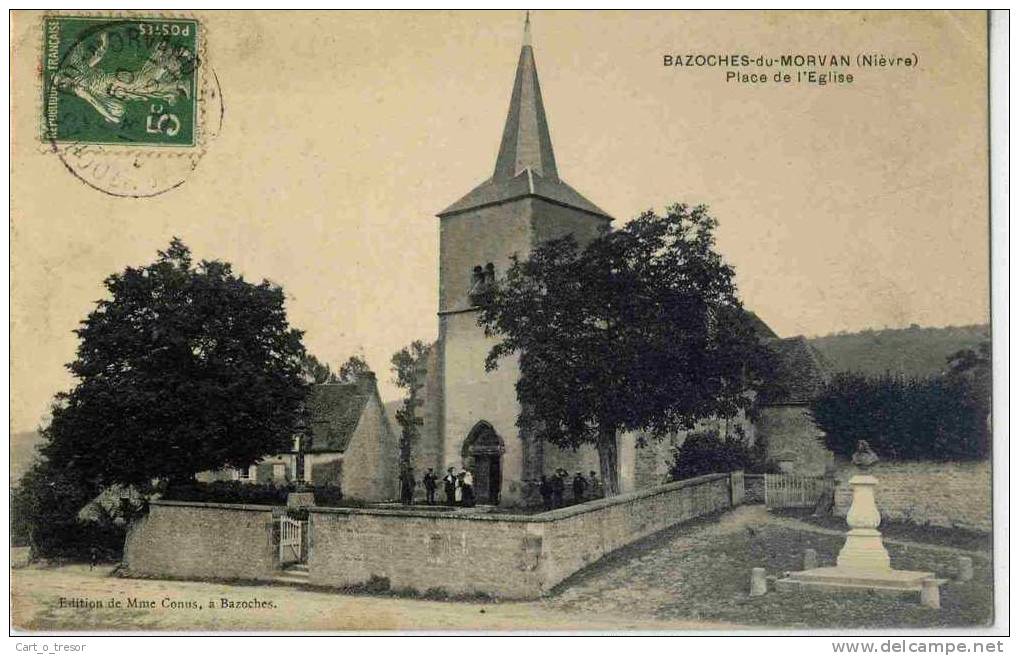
[42,16,199,146]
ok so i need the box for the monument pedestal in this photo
[775,567,934,599]
[776,475,943,607]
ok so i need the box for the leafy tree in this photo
[338,355,372,383]
[477,204,774,495]
[302,353,339,384]
[391,340,429,470]
[41,238,310,489]
[945,340,992,423]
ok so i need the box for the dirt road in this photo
[11,563,739,632]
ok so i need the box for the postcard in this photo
[9,10,1001,635]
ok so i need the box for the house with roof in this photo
[198,371,399,501]
[756,334,835,475]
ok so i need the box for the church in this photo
[401,16,834,507]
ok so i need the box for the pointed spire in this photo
[493,12,558,182]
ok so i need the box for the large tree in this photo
[391,340,429,471]
[41,238,310,488]
[338,354,372,383]
[477,204,774,495]
[301,353,339,384]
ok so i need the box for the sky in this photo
[11,10,989,431]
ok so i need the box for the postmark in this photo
[40,13,223,197]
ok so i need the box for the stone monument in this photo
[776,474,945,607]
[836,475,891,570]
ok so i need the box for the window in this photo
[237,466,250,480]
[273,463,287,482]
[468,263,496,305]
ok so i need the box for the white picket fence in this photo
[730,470,745,505]
[764,473,832,509]
[279,515,302,562]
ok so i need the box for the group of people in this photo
[399,465,603,510]
[401,466,476,507]
[538,469,602,510]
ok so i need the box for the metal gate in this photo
[279,515,303,563]
[764,474,832,509]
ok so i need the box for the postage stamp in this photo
[42,16,199,147]
[36,13,222,197]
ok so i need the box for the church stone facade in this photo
[409,19,829,507]
[411,19,608,506]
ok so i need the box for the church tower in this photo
[435,15,612,505]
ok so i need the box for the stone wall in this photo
[833,460,991,532]
[307,454,343,486]
[632,432,680,490]
[411,342,445,481]
[537,474,734,590]
[306,473,735,598]
[758,404,833,476]
[623,411,756,493]
[124,500,277,582]
[343,393,399,501]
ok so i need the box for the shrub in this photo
[161,480,289,505]
[12,461,124,561]
[809,372,990,461]
[159,480,364,508]
[668,429,761,481]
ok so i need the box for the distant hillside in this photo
[807,324,990,378]
[10,430,43,486]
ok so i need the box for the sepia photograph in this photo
[8,9,1005,638]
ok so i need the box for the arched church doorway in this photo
[462,421,505,505]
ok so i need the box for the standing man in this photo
[551,469,565,508]
[589,471,601,498]
[400,468,416,505]
[572,472,588,504]
[443,466,457,506]
[539,475,553,511]
[423,468,438,505]
[462,468,475,507]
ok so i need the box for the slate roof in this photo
[305,382,373,453]
[438,18,611,221]
[764,336,833,404]
[439,169,612,219]
[746,311,779,340]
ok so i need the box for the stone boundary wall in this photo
[124,500,278,582]
[834,460,991,532]
[308,473,735,598]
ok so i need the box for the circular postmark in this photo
[41,14,223,197]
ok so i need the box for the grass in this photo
[772,509,992,553]
[657,526,991,628]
